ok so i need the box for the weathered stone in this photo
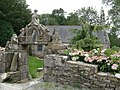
[0,73,10,82]
[4,52,14,72]
[44,54,120,89]
[44,55,55,67]
[7,71,20,83]
[18,52,28,66]
[19,65,28,73]
[116,86,120,90]
[10,52,18,72]
[44,67,52,74]
[20,72,29,82]
[37,68,43,72]
[0,72,20,83]
[105,88,115,90]
[54,56,64,66]
[0,62,5,73]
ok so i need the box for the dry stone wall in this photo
[0,52,14,73]
[43,54,120,90]
[0,50,29,83]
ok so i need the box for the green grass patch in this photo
[28,56,44,78]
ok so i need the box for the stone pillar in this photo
[18,45,29,82]
[43,54,68,82]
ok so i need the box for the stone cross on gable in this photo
[100,7,105,25]
[97,7,110,49]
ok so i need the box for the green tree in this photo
[70,23,101,51]
[109,27,120,47]
[0,20,14,46]
[66,12,79,25]
[52,8,66,25]
[70,7,102,51]
[39,14,58,25]
[0,0,31,35]
[76,7,100,25]
[103,0,120,47]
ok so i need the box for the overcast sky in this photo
[26,0,109,15]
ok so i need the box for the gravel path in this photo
[0,78,88,90]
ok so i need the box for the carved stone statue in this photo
[19,28,26,36]
[5,34,18,51]
[32,10,39,25]
[11,34,18,43]
[52,31,62,44]
[0,46,5,52]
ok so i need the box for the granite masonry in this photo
[43,54,120,90]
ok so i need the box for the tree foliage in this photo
[39,8,67,25]
[66,12,79,25]
[76,7,100,25]
[39,7,100,26]
[70,7,102,51]
[103,0,120,47]
[52,8,66,25]
[0,0,31,35]
[70,24,101,51]
[39,14,58,25]
[0,20,14,46]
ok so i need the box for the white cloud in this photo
[26,0,109,15]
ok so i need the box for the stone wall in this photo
[0,52,14,73]
[43,54,120,90]
[0,52,5,73]
[0,50,29,83]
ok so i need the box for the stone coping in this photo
[66,61,98,67]
[67,61,120,79]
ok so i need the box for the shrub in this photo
[68,48,120,75]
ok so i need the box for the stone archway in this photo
[26,26,40,42]
[0,10,65,83]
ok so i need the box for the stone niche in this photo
[43,54,120,90]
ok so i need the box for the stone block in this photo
[8,71,20,83]
[44,55,55,67]
[20,72,29,81]
[18,53,28,66]
[43,74,56,83]
[0,53,3,62]
[37,68,43,72]
[116,86,120,90]
[0,71,20,83]
[0,62,5,73]
[54,57,62,66]
[44,67,52,74]
[0,73,10,82]
[43,74,49,82]
[19,65,28,73]
[4,52,14,71]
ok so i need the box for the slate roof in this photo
[46,26,81,43]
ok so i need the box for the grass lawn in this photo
[28,56,44,78]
